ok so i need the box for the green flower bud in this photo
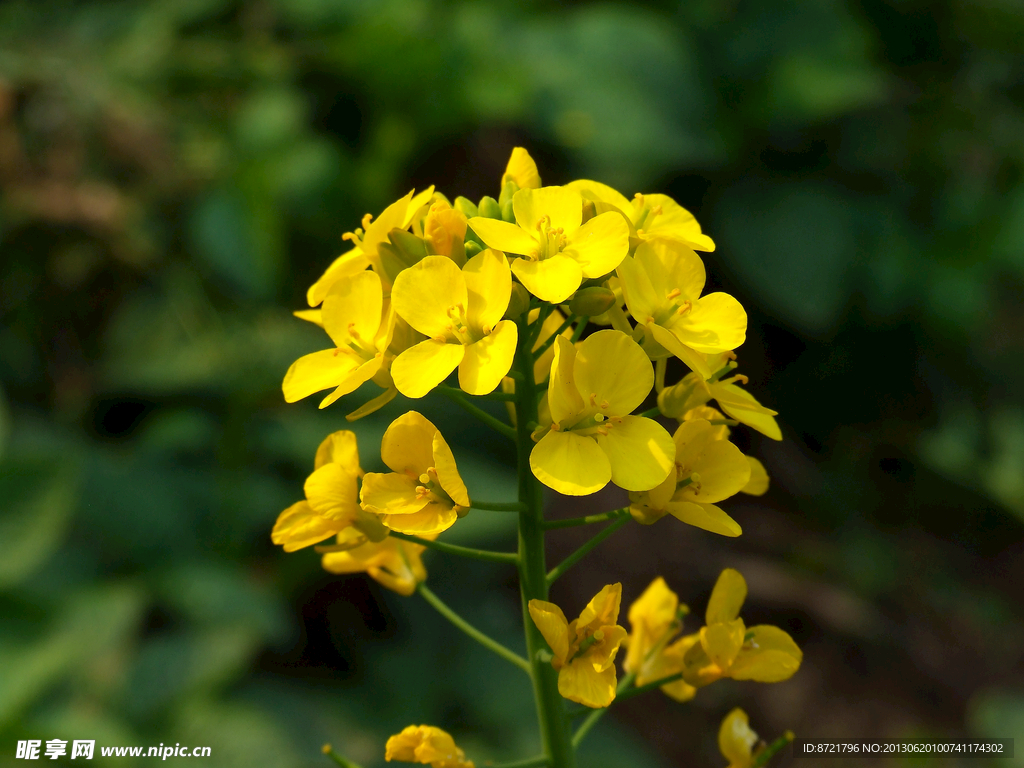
[498,179,518,207]
[568,286,616,317]
[501,199,515,223]
[388,228,429,265]
[454,196,479,218]
[464,240,483,259]
[478,195,501,219]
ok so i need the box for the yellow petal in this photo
[729,625,802,682]
[741,457,769,496]
[322,269,383,348]
[361,189,415,256]
[530,429,611,496]
[379,411,438,474]
[467,217,539,257]
[392,340,465,399]
[642,193,715,252]
[271,500,344,551]
[683,405,731,441]
[558,657,617,708]
[574,330,653,416]
[673,421,750,504]
[531,308,570,383]
[617,252,662,323]
[293,309,322,327]
[282,349,360,403]
[595,415,675,492]
[317,356,382,409]
[423,205,468,264]
[647,322,712,379]
[563,211,629,279]
[384,503,459,535]
[503,147,542,190]
[404,187,437,227]
[303,463,360,522]
[432,431,470,507]
[345,385,398,422]
[586,624,628,672]
[459,320,518,395]
[513,186,582,234]
[511,254,583,304]
[463,249,512,332]
[718,708,757,768]
[666,500,742,537]
[565,179,632,213]
[627,577,678,637]
[528,599,570,665]
[707,568,747,625]
[306,249,369,307]
[700,617,746,668]
[359,472,429,516]
[711,382,782,441]
[314,430,362,473]
[671,292,747,354]
[548,336,585,425]
[391,255,468,338]
[634,239,705,301]
[577,583,623,632]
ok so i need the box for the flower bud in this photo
[504,282,530,320]
[464,240,483,259]
[498,179,518,206]
[387,228,429,266]
[478,195,502,219]
[454,196,479,218]
[501,198,515,223]
[568,286,616,317]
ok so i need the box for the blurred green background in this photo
[2,0,1024,766]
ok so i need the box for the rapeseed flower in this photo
[360,411,470,535]
[530,330,674,496]
[283,270,393,409]
[629,418,750,536]
[502,147,542,192]
[307,187,434,305]
[623,577,696,702]
[390,250,516,397]
[719,709,759,768]
[567,179,715,252]
[321,526,429,596]
[618,239,746,379]
[385,725,474,768]
[681,568,802,687]
[468,186,629,303]
[529,584,627,708]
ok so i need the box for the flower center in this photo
[534,215,567,261]
[413,467,456,508]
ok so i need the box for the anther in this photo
[675,301,692,315]
[361,213,373,229]
[666,288,681,300]
[600,400,610,409]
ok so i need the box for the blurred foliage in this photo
[1,0,1023,766]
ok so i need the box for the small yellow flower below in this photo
[385,725,474,768]
[624,577,696,702]
[529,583,628,708]
[719,708,759,768]
[321,527,430,596]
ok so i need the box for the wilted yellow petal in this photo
[718,708,758,768]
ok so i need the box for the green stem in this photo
[471,499,528,512]
[638,406,660,419]
[321,745,364,768]
[542,508,629,530]
[437,384,516,441]
[752,732,796,768]
[533,313,575,358]
[570,671,636,748]
[491,757,549,768]
[470,391,517,402]
[513,314,577,768]
[417,584,531,675]
[546,516,630,587]
[389,531,519,564]
[569,316,589,343]
[528,304,556,349]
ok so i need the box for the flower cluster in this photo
[276,148,799,768]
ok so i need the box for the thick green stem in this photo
[513,316,578,768]
[388,531,519,564]
[417,584,531,675]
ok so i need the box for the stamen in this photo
[675,300,692,315]
[361,213,373,229]
[666,288,681,300]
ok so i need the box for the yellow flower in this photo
[360,411,470,535]
[385,725,474,768]
[719,709,759,768]
[681,568,802,687]
[321,526,429,596]
[658,354,782,440]
[629,418,749,536]
[468,186,629,303]
[677,405,771,497]
[421,200,468,266]
[618,240,746,379]
[530,330,675,496]
[283,270,393,408]
[502,147,542,191]
[623,578,696,702]
[390,250,517,397]
[567,179,715,252]
[307,187,434,305]
[529,584,628,708]
[742,457,769,496]
[272,431,387,551]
